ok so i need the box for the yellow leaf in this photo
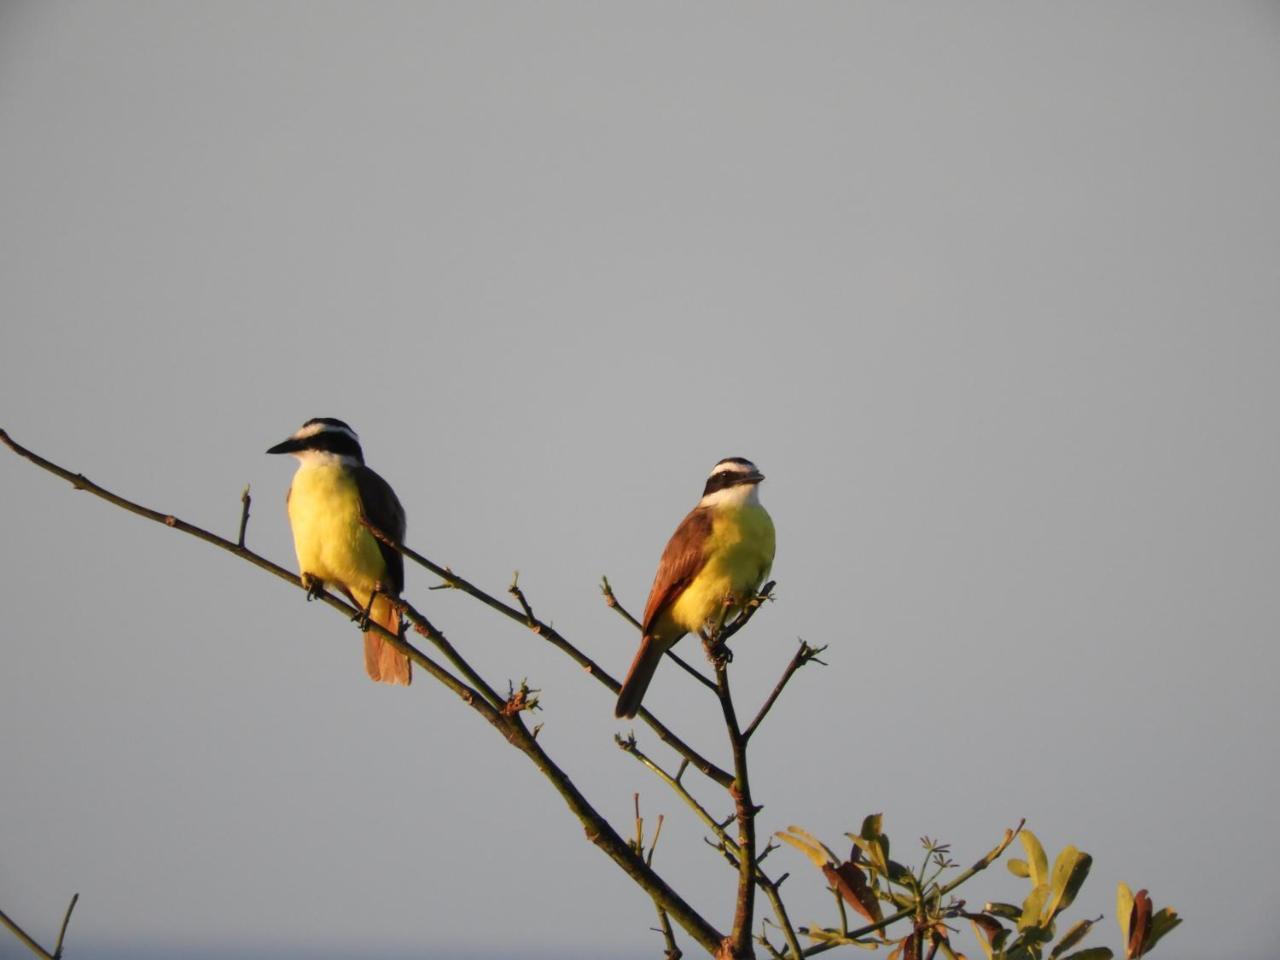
[1020,884,1049,931]
[1116,883,1134,948]
[1043,846,1091,923]
[776,826,834,869]
[1020,831,1049,889]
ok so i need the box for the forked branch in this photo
[0,428,725,956]
[0,893,78,960]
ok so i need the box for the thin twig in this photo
[361,519,734,789]
[618,738,805,960]
[601,577,718,692]
[636,801,683,960]
[743,641,826,742]
[52,894,78,959]
[508,572,537,622]
[0,428,728,956]
[237,485,251,548]
[394,595,506,711]
[716,580,775,646]
[664,649,718,692]
[600,575,643,630]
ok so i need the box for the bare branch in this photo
[664,649,719,693]
[600,575,642,631]
[508,571,537,622]
[712,656,756,958]
[237,485,251,548]
[0,899,61,960]
[743,641,826,742]
[0,428,727,956]
[601,577,717,693]
[53,894,77,959]
[362,519,734,789]
[716,581,775,647]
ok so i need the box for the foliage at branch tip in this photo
[778,817,1180,960]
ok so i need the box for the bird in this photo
[267,417,411,685]
[615,457,775,719]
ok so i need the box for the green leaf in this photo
[1020,831,1049,889]
[1043,848,1092,922]
[986,901,1023,922]
[1059,949,1113,960]
[1008,858,1031,878]
[1019,884,1049,931]
[1050,918,1097,958]
[1003,925,1052,960]
[1116,883,1134,948]
[852,813,891,875]
[1142,907,1181,954]
[886,859,913,884]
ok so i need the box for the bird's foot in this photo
[352,588,379,630]
[703,638,733,667]
[302,574,324,601]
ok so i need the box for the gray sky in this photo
[2,3,1278,958]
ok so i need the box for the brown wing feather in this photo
[353,466,407,595]
[641,507,713,634]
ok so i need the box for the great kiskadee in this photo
[615,458,775,719]
[267,418,411,686]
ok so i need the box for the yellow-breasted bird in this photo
[615,457,775,718]
[268,417,410,685]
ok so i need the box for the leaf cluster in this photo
[777,818,1180,960]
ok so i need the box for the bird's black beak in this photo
[266,437,303,455]
[746,471,765,484]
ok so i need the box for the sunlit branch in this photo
[619,736,804,960]
[0,428,726,956]
[0,892,77,960]
[743,641,826,742]
[362,520,733,789]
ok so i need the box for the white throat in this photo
[698,483,761,510]
[292,449,362,469]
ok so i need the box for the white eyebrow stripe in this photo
[710,460,756,477]
[292,421,359,443]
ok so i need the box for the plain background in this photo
[2,3,1278,958]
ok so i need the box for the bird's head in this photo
[266,418,365,465]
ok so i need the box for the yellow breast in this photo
[287,463,386,602]
[668,502,775,635]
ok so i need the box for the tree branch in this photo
[0,891,77,960]
[713,653,756,959]
[362,520,734,789]
[52,893,77,959]
[237,485,251,549]
[619,737,804,960]
[743,641,826,742]
[600,578,730,695]
[0,428,726,956]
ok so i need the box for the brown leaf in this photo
[1127,888,1152,958]
[823,861,883,924]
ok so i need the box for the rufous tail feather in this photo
[615,636,663,718]
[363,593,411,686]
